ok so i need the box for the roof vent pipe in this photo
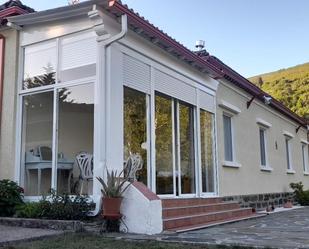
[195,40,205,51]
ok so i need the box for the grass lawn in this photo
[4,233,257,249]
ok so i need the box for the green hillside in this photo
[249,63,309,120]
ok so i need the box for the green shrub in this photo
[0,179,24,217]
[16,190,94,220]
[15,202,43,218]
[290,182,309,206]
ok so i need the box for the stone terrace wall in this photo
[223,192,295,210]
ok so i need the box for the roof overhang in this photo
[7,0,307,129]
[0,6,29,19]
[8,0,223,79]
[7,1,102,26]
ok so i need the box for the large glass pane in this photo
[200,110,215,193]
[155,94,174,195]
[223,115,233,161]
[23,40,56,89]
[124,87,148,185]
[285,138,291,170]
[302,144,306,172]
[259,128,266,166]
[22,92,53,196]
[57,84,94,195]
[178,102,195,194]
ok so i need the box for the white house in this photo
[0,0,308,234]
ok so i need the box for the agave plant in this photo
[96,169,131,198]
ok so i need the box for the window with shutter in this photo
[59,32,96,82]
[154,69,196,105]
[123,54,151,94]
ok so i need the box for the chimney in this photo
[195,40,205,51]
[68,0,80,5]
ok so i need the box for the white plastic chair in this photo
[124,153,143,182]
[76,152,93,195]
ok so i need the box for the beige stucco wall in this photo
[0,28,18,181]
[217,80,309,197]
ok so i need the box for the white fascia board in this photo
[218,100,241,114]
[256,118,272,128]
[283,130,294,138]
[8,0,107,26]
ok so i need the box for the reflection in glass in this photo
[179,102,195,194]
[23,41,56,89]
[124,87,148,185]
[200,110,215,193]
[155,94,174,195]
[57,84,94,195]
[22,92,53,196]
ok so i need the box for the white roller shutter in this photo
[60,32,96,71]
[24,40,57,78]
[123,54,151,94]
[199,90,215,113]
[154,69,196,105]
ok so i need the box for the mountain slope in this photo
[249,63,309,120]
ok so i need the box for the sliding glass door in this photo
[123,88,216,197]
[57,84,94,195]
[200,110,216,194]
[155,94,174,195]
[155,93,196,196]
[123,87,148,185]
[178,102,196,195]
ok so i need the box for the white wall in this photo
[217,80,309,196]
[120,182,162,234]
[0,29,19,180]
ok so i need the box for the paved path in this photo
[160,207,309,248]
[0,225,62,246]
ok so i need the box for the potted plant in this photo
[96,169,131,218]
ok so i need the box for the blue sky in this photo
[8,0,309,77]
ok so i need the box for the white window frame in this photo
[222,112,240,168]
[15,32,97,200]
[259,127,268,167]
[198,108,217,197]
[285,135,295,174]
[301,142,309,175]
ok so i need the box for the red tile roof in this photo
[108,0,308,128]
[0,0,34,25]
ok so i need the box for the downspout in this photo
[88,5,127,215]
[0,35,5,133]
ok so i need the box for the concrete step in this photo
[162,201,240,218]
[161,197,222,208]
[163,208,253,230]
[170,213,267,233]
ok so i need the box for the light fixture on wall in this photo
[263,96,272,105]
